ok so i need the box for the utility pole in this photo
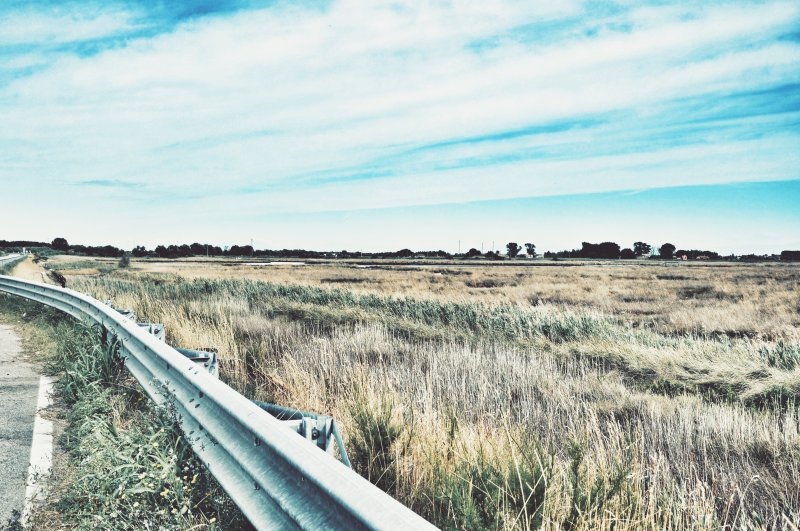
[458,240,461,254]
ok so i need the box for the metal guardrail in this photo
[0,253,25,267]
[0,274,436,530]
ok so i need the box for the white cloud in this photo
[0,6,139,46]
[0,0,798,225]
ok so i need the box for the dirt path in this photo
[10,257,52,284]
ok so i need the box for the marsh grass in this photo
[57,256,800,341]
[55,270,800,529]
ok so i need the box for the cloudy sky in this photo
[1,0,798,253]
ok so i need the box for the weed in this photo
[562,441,629,530]
[0,299,249,530]
[758,341,800,370]
[349,395,404,495]
[434,436,551,530]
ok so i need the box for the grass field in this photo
[39,256,800,529]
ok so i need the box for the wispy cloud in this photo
[76,179,143,189]
[0,0,798,248]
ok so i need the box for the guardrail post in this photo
[175,347,219,377]
[253,401,351,468]
[137,322,166,342]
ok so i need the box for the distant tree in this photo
[781,250,800,262]
[578,242,621,259]
[396,249,414,258]
[131,245,149,257]
[524,243,537,258]
[506,242,521,258]
[189,242,206,255]
[51,237,69,252]
[620,248,636,259]
[227,245,254,257]
[68,244,122,257]
[485,251,503,260]
[465,248,482,258]
[633,242,651,257]
[659,243,676,259]
[100,245,123,257]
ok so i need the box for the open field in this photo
[47,255,800,340]
[31,256,800,529]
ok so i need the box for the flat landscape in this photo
[42,255,800,529]
[4,1,798,528]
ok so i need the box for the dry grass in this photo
[48,256,800,341]
[42,258,800,529]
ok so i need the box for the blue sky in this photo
[0,0,798,253]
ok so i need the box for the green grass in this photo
[70,275,616,344]
[44,260,117,274]
[0,295,249,530]
[0,257,23,275]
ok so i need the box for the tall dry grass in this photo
[57,269,800,530]
[49,256,800,341]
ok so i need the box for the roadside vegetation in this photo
[48,264,800,530]
[0,294,249,530]
[0,256,24,275]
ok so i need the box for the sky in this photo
[0,0,798,253]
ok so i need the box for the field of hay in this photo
[46,256,800,529]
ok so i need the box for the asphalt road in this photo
[0,324,38,526]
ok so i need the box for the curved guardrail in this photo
[0,274,436,530]
[0,253,25,268]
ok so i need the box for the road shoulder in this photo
[0,323,41,527]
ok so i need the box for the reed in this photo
[60,269,800,529]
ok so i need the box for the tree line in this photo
[1,238,798,262]
[538,242,722,260]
